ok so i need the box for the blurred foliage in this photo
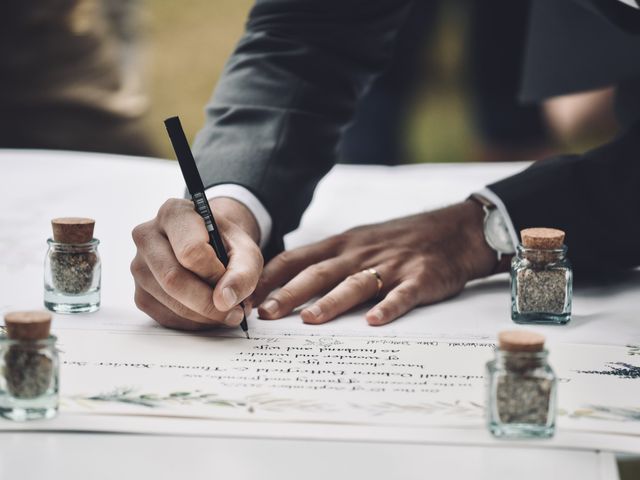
[146,0,253,156]
[146,1,472,163]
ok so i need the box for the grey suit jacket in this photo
[192,0,640,275]
[192,0,412,258]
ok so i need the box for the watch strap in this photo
[468,193,494,209]
[468,194,513,274]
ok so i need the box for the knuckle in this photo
[129,257,143,278]
[273,286,296,307]
[319,294,339,313]
[131,223,148,247]
[158,198,189,225]
[328,233,348,252]
[308,263,332,284]
[157,201,170,223]
[160,266,182,293]
[176,241,208,270]
[394,285,418,303]
[274,250,296,269]
[413,271,430,288]
[158,198,178,217]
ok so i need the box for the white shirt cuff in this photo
[205,184,272,249]
[474,187,519,251]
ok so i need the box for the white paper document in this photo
[14,328,628,446]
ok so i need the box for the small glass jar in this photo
[486,345,557,438]
[44,238,101,313]
[511,244,572,325]
[0,335,59,421]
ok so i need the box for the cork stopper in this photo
[498,330,545,353]
[4,311,52,341]
[521,228,565,250]
[52,217,95,244]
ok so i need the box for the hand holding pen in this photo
[164,116,257,338]
[128,121,263,333]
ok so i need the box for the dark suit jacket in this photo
[192,0,640,275]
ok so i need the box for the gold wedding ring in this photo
[362,268,383,297]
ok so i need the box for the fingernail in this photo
[302,304,322,322]
[259,299,279,318]
[369,309,384,324]
[222,287,238,309]
[224,307,243,326]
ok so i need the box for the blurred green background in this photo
[145,0,471,163]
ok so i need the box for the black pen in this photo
[164,116,250,339]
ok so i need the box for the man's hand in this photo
[252,200,497,326]
[130,197,263,330]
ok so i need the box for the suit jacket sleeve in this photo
[192,0,411,258]
[572,0,640,33]
[488,120,640,276]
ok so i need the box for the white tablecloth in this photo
[1,149,635,480]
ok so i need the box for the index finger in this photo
[140,229,223,320]
[157,199,224,283]
[251,239,338,305]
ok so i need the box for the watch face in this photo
[485,209,514,254]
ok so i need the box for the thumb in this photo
[212,224,263,311]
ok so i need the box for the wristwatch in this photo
[469,194,515,270]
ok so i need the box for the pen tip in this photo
[245,331,250,340]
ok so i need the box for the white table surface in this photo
[1,149,634,480]
[0,433,620,480]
